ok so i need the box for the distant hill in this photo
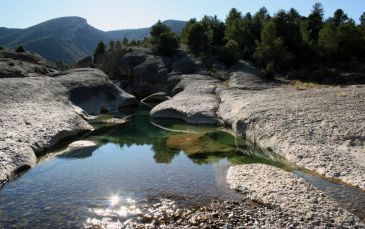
[107,20,187,41]
[0,17,186,64]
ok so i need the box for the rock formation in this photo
[0,49,136,185]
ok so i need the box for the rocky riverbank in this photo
[227,164,364,228]
[0,49,136,185]
[1,47,364,227]
[150,64,365,190]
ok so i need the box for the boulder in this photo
[150,74,222,125]
[53,68,137,115]
[117,48,172,98]
[171,52,197,74]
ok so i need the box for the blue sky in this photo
[1,0,364,30]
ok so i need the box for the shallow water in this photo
[0,106,363,228]
[0,106,287,228]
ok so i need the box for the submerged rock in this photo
[227,164,364,228]
[166,133,235,155]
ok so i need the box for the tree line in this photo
[94,3,365,80]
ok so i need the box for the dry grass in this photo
[290,80,331,90]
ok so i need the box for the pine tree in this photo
[255,21,289,77]
[93,41,106,60]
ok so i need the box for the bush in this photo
[220,40,240,65]
[264,62,275,79]
[16,46,25,53]
[93,41,106,61]
[0,46,3,50]
[55,61,69,71]
[185,22,209,56]
[150,21,179,56]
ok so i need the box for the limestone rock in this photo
[0,49,58,78]
[227,164,364,228]
[0,66,136,185]
[141,92,171,103]
[228,86,365,189]
[150,74,222,125]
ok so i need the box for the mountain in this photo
[0,17,186,64]
[107,20,187,41]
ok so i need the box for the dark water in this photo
[0,106,363,228]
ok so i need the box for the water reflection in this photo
[72,106,289,169]
[0,105,363,228]
[110,195,120,206]
[85,196,141,228]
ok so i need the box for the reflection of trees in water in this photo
[86,111,181,164]
[67,107,290,169]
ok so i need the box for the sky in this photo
[1,0,364,31]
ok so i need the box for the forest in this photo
[94,3,365,82]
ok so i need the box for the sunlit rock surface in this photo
[227,164,364,228]
[0,52,136,184]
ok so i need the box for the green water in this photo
[0,105,363,228]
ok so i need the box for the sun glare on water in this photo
[110,195,120,206]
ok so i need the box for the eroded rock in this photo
[150,74,222,125]
[0,66,136,184]
[227,164,364,228]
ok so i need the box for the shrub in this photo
[16,46,25,53]
[150,21,179,56]
[220,40,240,65]
[93,41,106,61]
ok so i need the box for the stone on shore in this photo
[227,164,364,228]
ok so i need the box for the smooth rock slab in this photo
[151,74,222,125]
[228,86,365,189]
[227,164,364,228]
